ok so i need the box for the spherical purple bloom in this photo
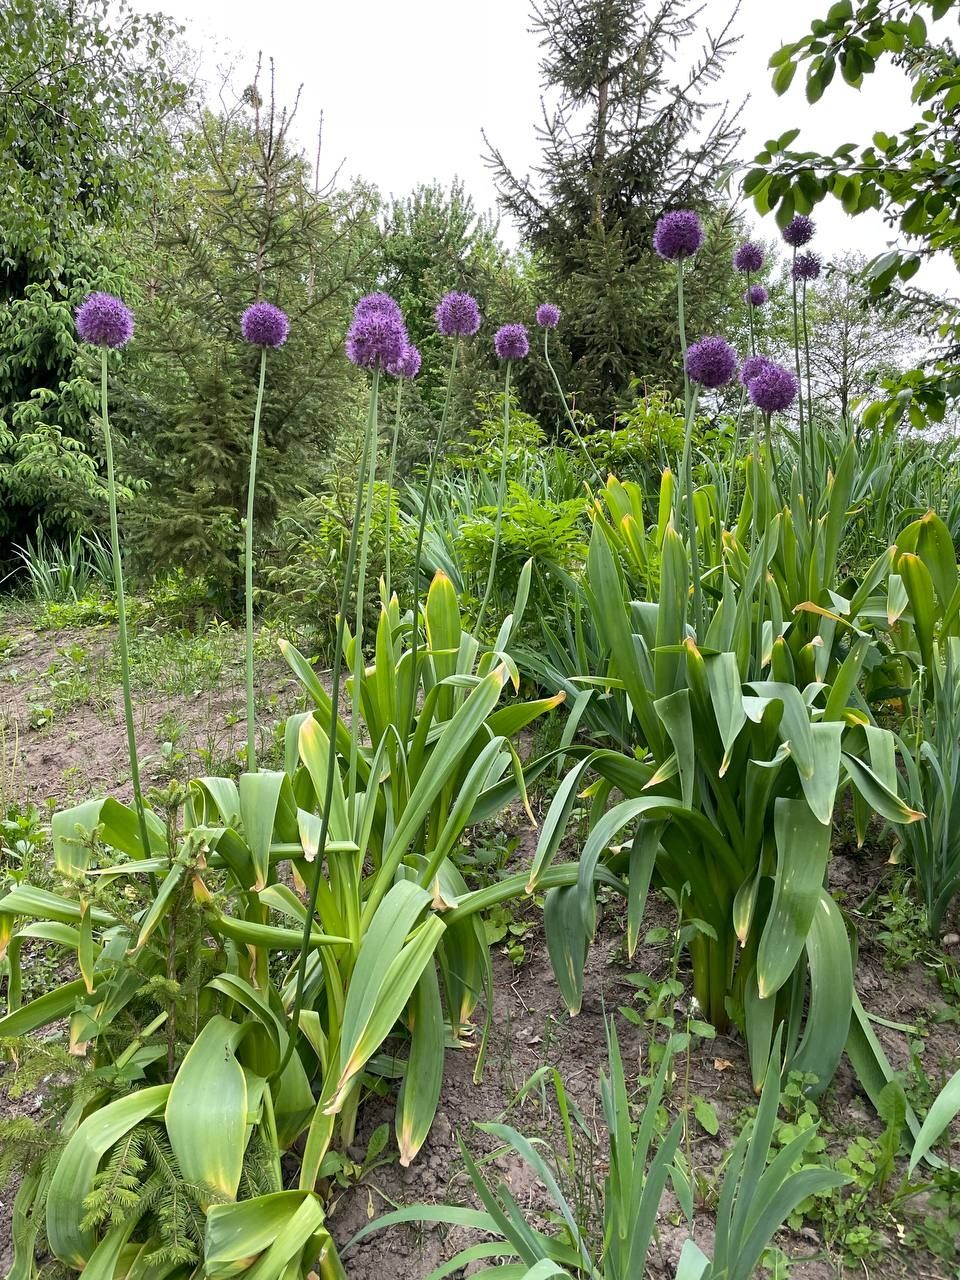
[740,354,773,387]
[792,252,822,282]
[494,323,530,361]
[747,362,799,414]
[355,292,404,322]
[386,343,422,379]
[653,210,705,261]
[75,292,134,349]
[241,301,290,349]
[435,291,481,338]
[685,336,737,389]
[744,284,768,308]
[346,308,407,371]
[734,242,764,274]
[536,302,561,329]
[782,215,815,248]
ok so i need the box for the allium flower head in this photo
[494,323,530,361]
[792,252,822,282]
[740,354,773,387]
[241,301,290,348]
[782,215,815,248]
[355,292,403,322]
[685,336,737,389]
[653,210,705,261]
[536,302,561,329]
[346,297,408,370]
[75,292,134,348]
[734,242,764,274]
[744,284,768,308]
[386,343,422,380]
[747,362,798,414]
[435,291,481,337]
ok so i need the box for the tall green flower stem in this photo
[675,261,704,633]
[244,347,268,773]
[791,254,808,506]
[276,366,380,1086]
[404,343,459,723]
[347,370,383,809]
[475,361,513,636]
[383,377,404,602]
[542,331,602,485]
[99,349,151,859]
[801,278,817,508]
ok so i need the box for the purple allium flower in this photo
[386,343,422,379]
[792,252,822,282]
[685,336,737,389]
[747,362,799,414]
[241,301,290,348]
[355,291,404,322]
[435,291,482,337]
[75,292,134,349]
[740,354,773,387]
[536,302,561,329]
[494,323,530,361]
[782,215,815,248]
[744,284,769,308]
[653,210,705,261]
[734,242,764,274]
[346,301,408,370]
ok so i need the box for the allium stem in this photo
[475,361,512,636]
[384,378,404,602]
[347,368,382,809]
[275,366,380,1086]
[100,349,150,856]
[801,279,816,508]
[791,253,808,505]
[406,342,458,724]
[680,386,703,633]
[675,261,703,632]
[543,330,602,485]
[244,346,267,773]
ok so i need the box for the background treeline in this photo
[0,0,927,609]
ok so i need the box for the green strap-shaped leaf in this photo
[329,882,445,1112]
[47,1085,171,1266]
[239,771,298,890]
[909,1067,960,1173]
[395,960,444,1166]
[756,799,831,1000]
[204,1191,330,1280]
[544,883,589,1016]
[791,891,854,1092]
[165,1015,252,1203]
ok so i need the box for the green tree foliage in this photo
[485,0,745,425]
[746,0,960,426]
[116,68,372,595]
[0,0,186,546]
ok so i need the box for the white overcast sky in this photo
[139,0,958,295]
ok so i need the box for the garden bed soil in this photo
[1,616,959,1279]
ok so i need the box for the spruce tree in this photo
[486,0,745,426]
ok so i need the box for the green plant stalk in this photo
[347,370,382,814]
[801,278,817,509]
[383,377,404,602]
[675,262,703,632]
[244,346,268,773]
[405,343,459,723]
[475,360,512,635]
[100,349,151,859]
[543,330,602,485]
[275,366,381,1085]
[791,254,808,505]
